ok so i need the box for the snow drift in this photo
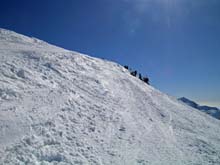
[0,28,220,165]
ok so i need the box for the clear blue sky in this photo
[0,0,219,106]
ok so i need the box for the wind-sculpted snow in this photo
[0,28,220,165]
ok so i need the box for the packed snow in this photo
[0,28,220,165]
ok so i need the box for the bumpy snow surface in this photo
[0,29,220,165]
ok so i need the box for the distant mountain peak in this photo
[178,97,220,120]
[178,97,198,108]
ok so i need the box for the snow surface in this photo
[0,28,220,165]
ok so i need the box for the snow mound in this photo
[0,28,220,165]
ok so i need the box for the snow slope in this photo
[0,28,220,165]
[178,97,220,120]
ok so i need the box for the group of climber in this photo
[124,66,150,85]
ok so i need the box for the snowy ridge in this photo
[0,29,220,165]
[178,97,220,120]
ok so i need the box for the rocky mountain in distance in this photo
[178,97,220,120]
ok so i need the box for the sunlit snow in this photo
[0,29,220,165]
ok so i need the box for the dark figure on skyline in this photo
[124,65,129,70]
[139,73,142,80]
[131,70,137,77]
[143,76,149,85]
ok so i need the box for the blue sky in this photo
[0,0,220,106]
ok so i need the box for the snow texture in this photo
[0,28,220,165]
